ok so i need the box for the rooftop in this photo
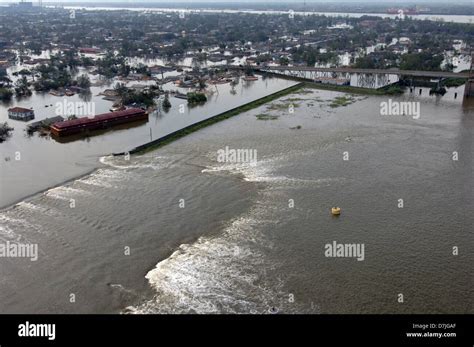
[52,108,145,129]
[8,107,33,113]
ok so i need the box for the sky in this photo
[0,0,468,3]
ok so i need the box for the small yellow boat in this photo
[331,207,341,216]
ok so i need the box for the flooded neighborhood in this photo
[0,0,472,344]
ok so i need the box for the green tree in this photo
[14,76,31,97]
[76,74,91,89]
[0,88,13,101]
[162,94,171,109]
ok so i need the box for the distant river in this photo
[58,6,474,24]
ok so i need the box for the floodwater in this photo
[0,84,471,314]
[0,69,296,208]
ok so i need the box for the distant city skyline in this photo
[1,0,472,3]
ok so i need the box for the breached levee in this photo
[124,153,331,314]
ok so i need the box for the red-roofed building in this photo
[79,47,101,54]
[8,107,34,121]
[50,108,148,136]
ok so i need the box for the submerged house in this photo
[50,108,148,137]
[27,116,64,133]
[8,107,34,121]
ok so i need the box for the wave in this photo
[126,212,285,314]
[45,186,90,201]
[76,168,127,189]
[0,213,42,240]
[15,201,59,219]
[128,151,328,314]
[202,155,344,187]
[99,154,176,171]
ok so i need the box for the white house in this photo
[8,107,34,121]
[452,40,466,52]
[399,37,412,45]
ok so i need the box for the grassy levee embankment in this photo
[114,78,404,156]
[114,82,305,155]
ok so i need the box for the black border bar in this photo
[0,314,472,346]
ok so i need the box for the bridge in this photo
[249,64,472,98]
[226,57,474,103]
[255,66,470,79]
[247,65,470,90]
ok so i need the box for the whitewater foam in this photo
[76,169,125,188]
[129,150,333,314]
[130,213,280,314]
[0,213,42,238]
[100,154,173,171]
[202,156,343,186]
[45,186,89,201]
[128,187,314,314]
